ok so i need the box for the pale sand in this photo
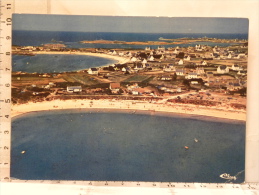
[34,51,130,65]
[11,99,246,122]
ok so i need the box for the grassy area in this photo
[122,75,153,83]
[203,67,217,72]
[12,74,65,87]
[62,74,102,86]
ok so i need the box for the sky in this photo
[13,14,249,34]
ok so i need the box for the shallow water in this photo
[12,54,117,73]
[11,109,245,183]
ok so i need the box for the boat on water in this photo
[219,173,237,180]
[194,138,199,142]
[21,151,26,154]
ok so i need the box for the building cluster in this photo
[88,44,248,95]
[12,42,248,103]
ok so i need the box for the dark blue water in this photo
[11,109,245,183]
[12,31,248,49]
[12,54,117,73]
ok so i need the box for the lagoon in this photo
[11,109,245,183]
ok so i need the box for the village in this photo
[11,40,248,111]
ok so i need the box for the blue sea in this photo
[11,109,245,183]
[12,30,248,49]
[12,54,117,73]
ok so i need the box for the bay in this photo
[11,109,245,183]
[12,54,117,73]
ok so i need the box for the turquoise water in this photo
[12,54,118,73]
[11,109,245,183]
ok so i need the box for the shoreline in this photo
[33,51,130,66]
[11,99,246,122]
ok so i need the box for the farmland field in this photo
[122,75,153,83]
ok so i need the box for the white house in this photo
[134,64,144,70]
[163,64,175,72]
[125,52,132,57]
[200,60,207,66]
[227,82,242,91]
[160,75,172,81]
[130,57,138,62]
[212,47,219,53]
[177,59,184,65]
[203,52,213,58]
[238,53,246,58]
[142,59,147,64]
[183,56,191,61]
[132,91,139,95]
[118,52,124,56]
[227,53,232,59]
[190,81,199,85]
[173,48,180,54]
[206,71,214,77]
[195,45,204,52]
[231,64,243,71]
[109,82,121,94]
[148,55,155,61]
[157,46,165,51]
[122,67,132,73]
[217,65,229,74]
[233,55,240,59]
[108,50,117,55]
[185,72,198,79]
[196,67,205,75]
[88,68,99,75]
[175,69,185,76]
[237,70,247,76]
[67,86,82,93]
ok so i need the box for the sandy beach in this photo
[11,99,246,122]
[34,51,130,65]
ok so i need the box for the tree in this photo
[172,73,177,81]
[177,52,185,59]
[239,87,247,96]
[183,79,190,87]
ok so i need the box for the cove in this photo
[11,109,245,183]
[12,54,117,73]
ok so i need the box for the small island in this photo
[80,36,247,45]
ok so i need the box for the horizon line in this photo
[12,30,249,35]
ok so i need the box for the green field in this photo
[62,74,102,86]
[122,75,153,83]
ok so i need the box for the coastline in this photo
[33,51,130,66]
[11,99,246,122]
